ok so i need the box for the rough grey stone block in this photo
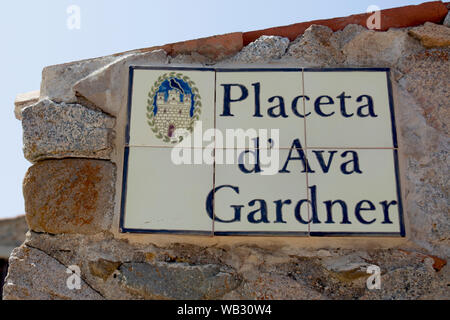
[23,159,116,235]
[3,245,104,300]
[229,35,290,63]
[119,261,241,299]
[396,47,450,135]
[343,28,422,66]
[285,24,344,66]
[22,99,115,162]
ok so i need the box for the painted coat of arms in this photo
[147,72,201,143]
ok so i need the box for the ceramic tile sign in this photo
[120,67,405,237]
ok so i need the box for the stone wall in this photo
[3,3,450,300]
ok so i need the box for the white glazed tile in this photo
[213,148,309,235]
[216,70,306,150]
[128,68,215,148]
[303,70,396,148]
[306,149,404,235]
[121,146,214,233]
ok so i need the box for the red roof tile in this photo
[118,1,448,60]
[244,1,448,44]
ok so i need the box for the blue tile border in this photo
[393,149,406,237]
[303,67,390,72]
[309,232,404,237]
[213,231,309,237]
[120,228,212,236]
[119,146,129,233]
[386,69,399,149]
[130,65,216,72]
[124,67,134,146]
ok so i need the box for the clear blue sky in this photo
[0,0,426,219]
